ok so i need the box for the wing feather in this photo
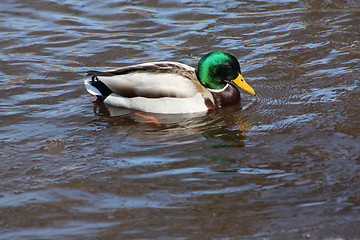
[88,61,201,98]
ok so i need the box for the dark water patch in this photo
[1,0,360,239]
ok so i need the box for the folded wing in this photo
[87,62,201,98]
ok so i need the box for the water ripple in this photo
[1,0,359,239]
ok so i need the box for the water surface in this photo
[1,0,359,239]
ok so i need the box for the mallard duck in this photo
[84,50,255,114]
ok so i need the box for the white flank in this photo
[98,72,198,98]
[104,93,208,114]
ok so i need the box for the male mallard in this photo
[84,50,255,114]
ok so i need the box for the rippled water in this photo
[1,0,359,239]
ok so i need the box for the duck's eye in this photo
[215,64,233,75]
[224,63,232,69]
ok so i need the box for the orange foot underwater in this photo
[134,112,162,126]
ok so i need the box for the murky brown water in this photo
[1,0,359,239]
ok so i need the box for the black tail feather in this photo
[89,76,113,98]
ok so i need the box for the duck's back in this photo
[87,61,202,98]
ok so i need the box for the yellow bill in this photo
[231,74,256,95]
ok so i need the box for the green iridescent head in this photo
[196,50,256,95]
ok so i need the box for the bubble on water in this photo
[40,139,66,154]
